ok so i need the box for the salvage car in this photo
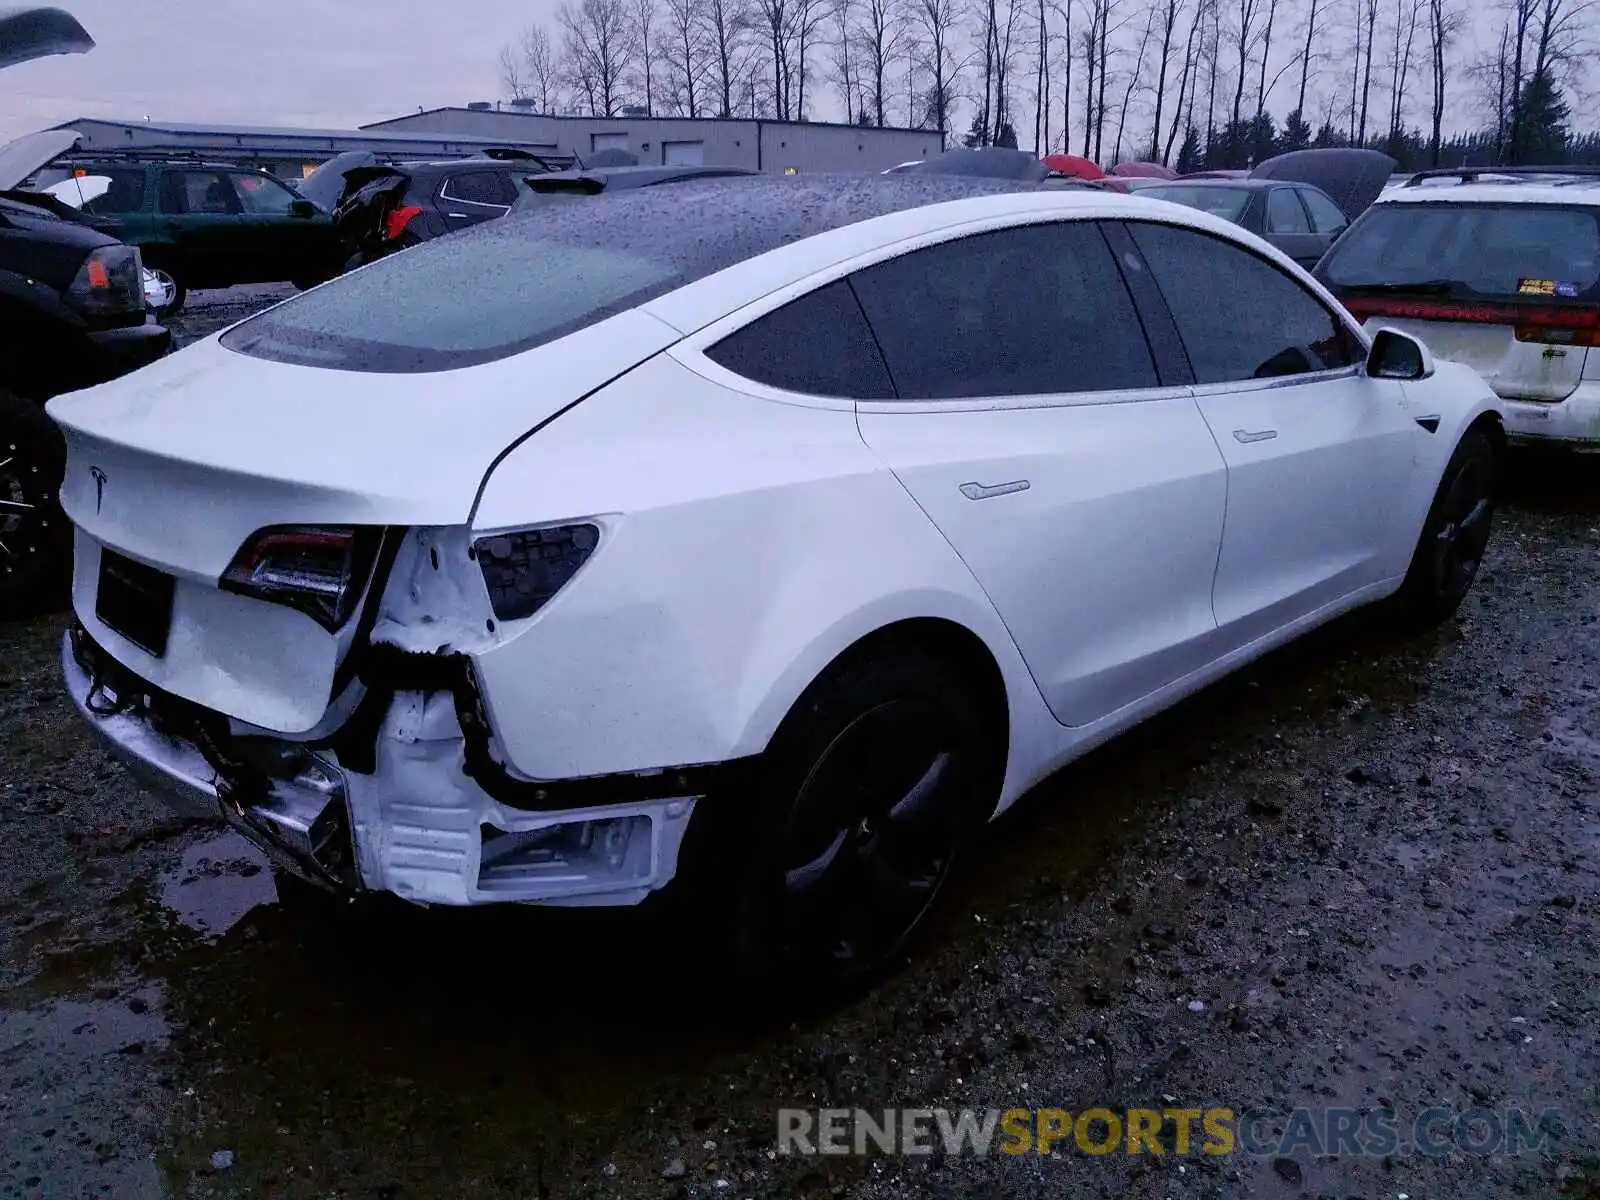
[30,152,346,316]
[328,147,574,268]
[55,176,1504,987]
[1315,166,1600,449]
[1,16,172,620]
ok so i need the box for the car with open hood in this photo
[0,10,172,620]
[54,174,1504,990]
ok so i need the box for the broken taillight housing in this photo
[220,526,383,632]
[473,523,600,622]
[385,205,424,241]
[64,245,146,319]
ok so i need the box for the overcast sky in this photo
[0,0,1544,146]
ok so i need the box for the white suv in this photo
[1316,166,1600,447]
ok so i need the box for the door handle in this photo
[1233,428,1278,444]
[447,212,470,218]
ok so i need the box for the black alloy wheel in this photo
[728,649,998,992]
[1386,428,1498,631]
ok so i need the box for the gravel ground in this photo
[1,292,1597,1197]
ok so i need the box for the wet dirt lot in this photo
[1,289,1597,1198]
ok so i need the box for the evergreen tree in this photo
[1282,109,1312,152]
[995,121,1020,149]
[1512,68,1570,165]
[962,112,988,148]
[1176,125,1202,173]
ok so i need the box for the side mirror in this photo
[289,198,316,218]
[1366,327,1434,381]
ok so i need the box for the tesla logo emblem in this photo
[89,466,107,514]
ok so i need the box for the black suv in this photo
[1,11,172,617]
[312,148,575,267]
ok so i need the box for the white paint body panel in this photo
[55,189,1506,907]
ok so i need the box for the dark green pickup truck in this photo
[38,158,345,316]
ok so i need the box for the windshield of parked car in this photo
[1138,184,1252,221]
[1319,201,1600,298]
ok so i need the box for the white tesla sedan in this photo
[51,174,1503,984]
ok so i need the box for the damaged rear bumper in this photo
[63,625,718,908]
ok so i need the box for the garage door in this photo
[591,132,630,153]
[662,140,705,166]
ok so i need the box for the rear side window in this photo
[230,172,298,214]
[705,280,895,398]
[79,169,147,215]
[1141,184,1252,222]
[1128,221,1359,384]
[1319,202,1600,299]
[1299,187,1348,233]
[847,221,1157,399]
[441,170,517,207]
[1267,188,1310,233]
[159,170,239,215]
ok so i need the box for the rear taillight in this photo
[385,205,423,241]
[65,245,146,319]
[221,526,382,632]
[1343,296,1600,345]
[472,524,600,622]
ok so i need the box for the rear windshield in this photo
[220,209,685,372]
[1319,201,1600,300]
[1140,184,1251,221]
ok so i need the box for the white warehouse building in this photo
[362,107,945,174]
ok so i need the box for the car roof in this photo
[589,172,1294,331]
[1376,180,1600,207]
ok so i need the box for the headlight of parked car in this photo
[65,245,147,320]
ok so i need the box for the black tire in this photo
[0,391,71,621]
[694,648,1001,997]
[1383,427,1498,632]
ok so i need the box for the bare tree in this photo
[632,0,660,112]
[1356,0,1378,141]
[1386,0,1422,142]
[1225,0,1263,153]
[1146,0,1187,159]
[498,44,526,99]
[1161,0,1204,160]
[910,0,963,129]
[659,0,708,115]
[1425,0,1462,162]
[855,0,909,124]
[832,0,861,120]
[1290,0,1321,126]
[559,0,637,115]
[1252,0,1275,117]
[705,0,750,115]
[795,0,831,115]
[1077,0,1110,152]
[1034,0,1051,149]
[1203,0,1222,156]
[1113,1,1156,159]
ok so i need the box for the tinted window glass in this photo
[1267,188,1310,233]
[219,175,1053,373]
[1140,184,1252,222]
[848,221,1157,399]
[442,170,517,207]
[705,280,895,397]
[1299,187,1348,233]
[1128,221,1359,384]
[231,172,297,214]
[160,171,237,215]
[78,168,146,215]
[1318,202,1600,299]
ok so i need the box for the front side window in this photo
[704,280,895,398]
[159,170,239,215]
[1267,187,1310,234]
[847,221,1158,399]
[1127,221,1360,384]
[1317,201,1600,300]
[230,172,298,215]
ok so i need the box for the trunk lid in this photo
[0,6,93,69]
[49,308,681,731]
[0,127,80,189]
[1249,148,1397,222]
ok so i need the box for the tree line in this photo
[497,0,1598,167]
